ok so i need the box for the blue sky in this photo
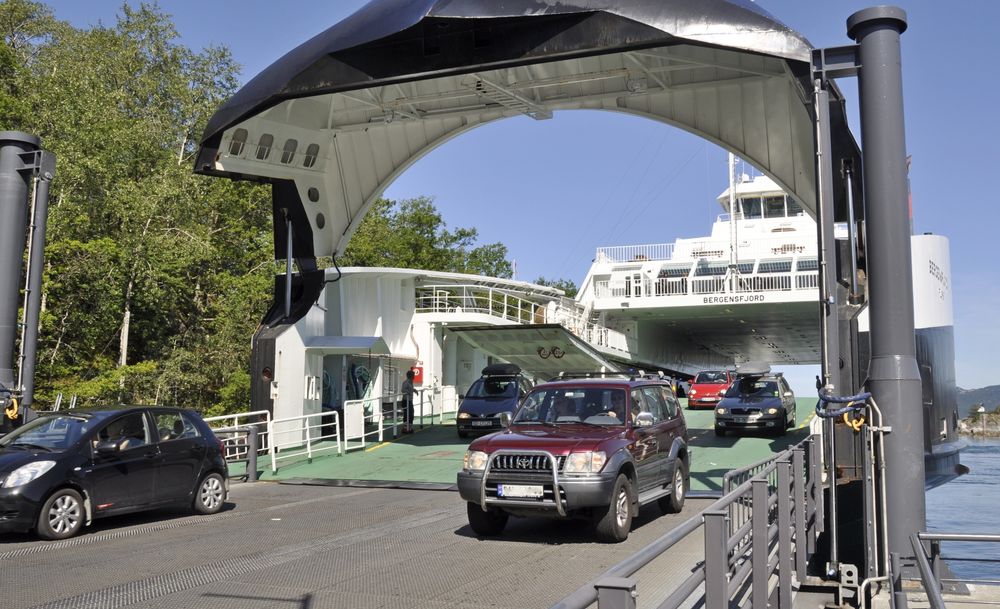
[43,1,1000,392]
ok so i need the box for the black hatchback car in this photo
[456,364,532,438]
[0,407,228,539]
[714,372,796,436]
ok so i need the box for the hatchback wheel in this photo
[193,473,226,515]
[37,488,84,540]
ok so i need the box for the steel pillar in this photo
[847,6,925,561]
[19,152,55,407]
[0,132,40,395]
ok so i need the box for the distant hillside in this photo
[957,385,1000,418]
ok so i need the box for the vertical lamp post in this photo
[978,405,987,436]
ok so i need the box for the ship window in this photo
[280,139,298,164]
[740,197,762,219]
[796,258,819,272]
[255,133,274,160]
[758,259,793,273]
[787,198,804,216]
[303,143,320,168]
[737,262,754,274]
[764,196,786,218]
[228,128,248,156]
[695,262,728,276]
[658,264,691,278]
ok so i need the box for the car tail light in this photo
[215,436,226,454]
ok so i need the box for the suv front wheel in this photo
[594,474,634,543]
[467,502,508,536]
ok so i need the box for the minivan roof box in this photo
[482,363,521,376]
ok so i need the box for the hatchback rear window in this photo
[695,371,728,383]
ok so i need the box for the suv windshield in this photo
[695,371,728,384]
[465,377,517,398]
[725,379,780,398]
[513,387,626,425]
[0,415,92,452]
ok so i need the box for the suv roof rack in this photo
[549,370,673,382]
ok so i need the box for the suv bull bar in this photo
[479,449,567,517]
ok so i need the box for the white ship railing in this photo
[595,243,675,263]
[415,284,635,356]
[595,237,814,265]
[593,266,819,300]
[416,284,546,324]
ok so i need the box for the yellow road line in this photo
[797,411,815,430]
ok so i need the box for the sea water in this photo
[925,437,1000,581]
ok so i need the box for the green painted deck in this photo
[239,398,816,493]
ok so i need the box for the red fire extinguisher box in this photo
[410,366,424,385]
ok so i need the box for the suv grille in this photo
[730,407,762,415]
[490,454,566,472]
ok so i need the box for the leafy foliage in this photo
[341,197,513,278]
[4,1,271,411]
[533,277,579,298]
[1,1,514,415]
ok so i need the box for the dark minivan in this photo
[456,364,532,438]
[0,407,228,539]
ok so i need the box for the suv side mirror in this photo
[458,394,465,400]
[635,412,655,427]
[499,412,512,427]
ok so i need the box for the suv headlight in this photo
[464,450,488,471]
[564,451,607,474]
[2,460,56,488]
[766,407,780,415]
[457,412,472,420]
[716,408,727,415]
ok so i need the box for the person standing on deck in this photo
[401,370,415,433]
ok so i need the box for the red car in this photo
[687,370,734,409]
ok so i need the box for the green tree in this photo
[534,277,579,298]
[341,196,513,277]
[6,1,272,410]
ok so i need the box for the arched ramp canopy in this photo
[196,0,861,263]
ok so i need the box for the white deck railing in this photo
[204,410,271,461]
[267,411,342,473]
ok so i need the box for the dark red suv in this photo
[457,374,689,542]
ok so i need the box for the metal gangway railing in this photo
[908,532,1000,609]
[552,435,824,609]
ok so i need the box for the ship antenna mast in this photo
[727,152,740,291]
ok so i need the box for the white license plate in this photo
[471,420,493,427]
[497,484,544,499]
[734,416,760,423]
